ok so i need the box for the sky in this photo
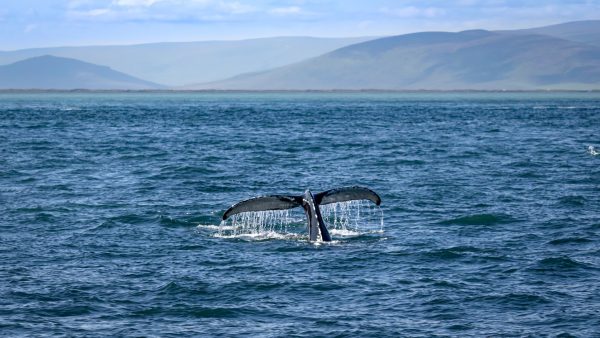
[1,0,599,50]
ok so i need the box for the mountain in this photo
[0,37,374,87]
[0,55,163,90]
[2,21,597,90]
[520,20,600,47]
[191,28,600,90]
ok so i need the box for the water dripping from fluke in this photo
[216,186,384,242]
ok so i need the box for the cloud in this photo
[66,0,255,21]
[380,6,446,18]
[87,8,112,16]
[67,7,113,20]
[113,0,163,7]
[67,0,98,9]
[269,6,303,16]
[456,0,479,5]
[218,1,255,15]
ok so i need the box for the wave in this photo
[396,159,426,165]
[208,227,378,243]
[108,213,152,225]
[88,220,119,231]
[548,237,592,245]
[472,293,552,307]
[197,224,228,231]
[159,215,194,227]
[532,256,591,272]
[557,195,586,207]
[213,231,303,241]
[161,215,217,228]
[440,213,515,226]
[420,245,507,263]
[328,229,362,237]
[131,306,244,319]
[423,248,464,260]
[156,281,210,296]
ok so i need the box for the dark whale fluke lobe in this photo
[315,186,381,206]
[222,195,301,220]
[222,186,381,241]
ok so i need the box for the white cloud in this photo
[66,0,257,21]
[218,1,255,15]
[68,7,113,19]
[380,6,446,18]
[67,0,98,9]
[269,6,302,16]
[88,8,112,16]
[113,0,163,7]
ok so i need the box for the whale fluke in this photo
[222,195,301,220]
[222,186,381,241]
[315,186,381,206]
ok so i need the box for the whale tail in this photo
[222,186,381,242]
[222,195,302,220]
[314,186,381,207]
[222,186,381,220]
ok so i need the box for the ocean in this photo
[1,92,599,336]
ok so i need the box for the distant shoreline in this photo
[1,89,600,94]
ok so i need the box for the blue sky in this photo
[1,0,599,50]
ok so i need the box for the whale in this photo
[222,186,381,241]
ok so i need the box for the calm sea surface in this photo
[1,92,599,337]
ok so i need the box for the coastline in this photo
[1,88,600,94]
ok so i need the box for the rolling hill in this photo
[191,28,600,90]
[521,20,600,47]
[0,37,374,87]
[0,55,163,90]
[2,20,599,90]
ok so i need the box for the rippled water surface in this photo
[1,92,599,336]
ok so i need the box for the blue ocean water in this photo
[1,92,599,337]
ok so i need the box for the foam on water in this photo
[197,224,228,231]
[214,230,301,241]
[588,145,599,156]
[328,229,361,237]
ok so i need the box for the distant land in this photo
[192,20,600,90]
[515,20,600,47]
[1,20,599,91]
[0,37,374,87]
[0,55,163,90]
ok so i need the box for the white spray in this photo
[217,201,383,240]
